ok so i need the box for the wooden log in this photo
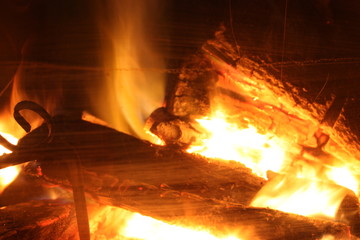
[0,200,77,240]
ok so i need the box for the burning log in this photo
[0,109,356,239]
[142,29,360,239]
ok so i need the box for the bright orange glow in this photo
[89,205,244,240]
[320,234,335,240]
[0,132,20,194]
[187,110,288,179]
[145,129,166,146]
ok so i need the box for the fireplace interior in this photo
[1,0,360,239]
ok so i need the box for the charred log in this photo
[0,200,76,240]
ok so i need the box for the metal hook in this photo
[0,101,54,151]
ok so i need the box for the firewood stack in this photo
[0,31,359,239]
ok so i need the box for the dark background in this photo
[0,0,360,134]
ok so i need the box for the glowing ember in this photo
[145,129,166,146]
[0,132,20,194]
[89,205,243,240]
[187,110,288,179]
[320,235,335,240]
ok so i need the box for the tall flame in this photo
[94,0,165,142]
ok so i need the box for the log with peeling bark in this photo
[0,116,358,239]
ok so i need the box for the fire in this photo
[0,132,20,194]
[250,175,349,218]
[327,167,358,194]
[89,205,243,240]
[186,108,359,219]
[187,110,288,179]
[94,0,165,143]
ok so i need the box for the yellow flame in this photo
[250,175,349,218]
[89,205,243,240]
[187,111,288,179]
[320,235,335,240]
[94,0,165,143]
[187,109,360,219]
[326,167,358,194]
[0,132,20,194]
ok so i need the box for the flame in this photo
[187,110,288,179]
[250,155,358,218]
[0,132,20,194]
[89,205,244,240]
[187,108,360,219]
[250,175,349,218]
[326,167,358,194]
[94,0,165,143]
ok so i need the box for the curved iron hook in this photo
[13,100,53,135]
[0,101,54,151]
